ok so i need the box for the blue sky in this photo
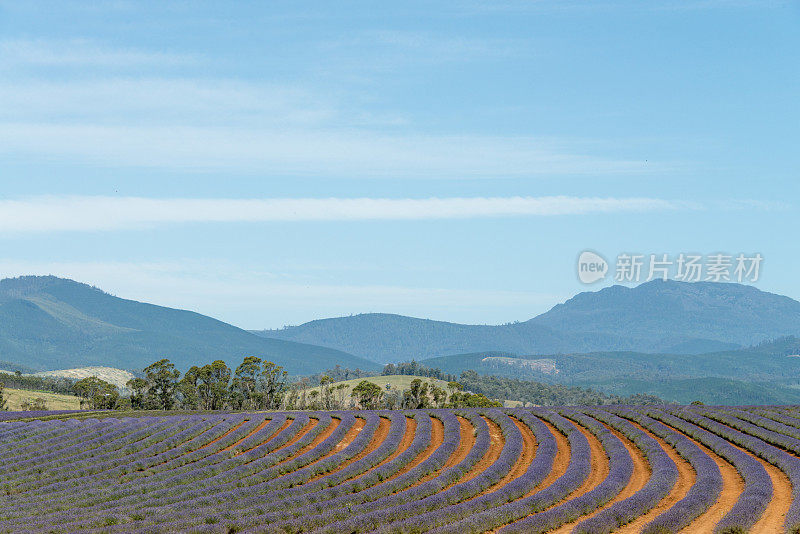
[0,0,798,328]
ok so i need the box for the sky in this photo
[0,0,798,329]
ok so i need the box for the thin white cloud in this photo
[0,39,193,68]
[0,195,687,233]
[0,122,648,176]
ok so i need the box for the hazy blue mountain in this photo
[0,276,379,375]
[256,280,800,362]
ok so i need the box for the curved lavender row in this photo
[752,407,800,432]
[3,417,172,495]
[22,413,318,532]
[347,409,523,534]
[1,416,228,512]
[7,416,187,484]
[7,413,304,531]
[647,408,772,533]
[422,410,561,534]
[0,417,219,522]
[688,408,800,532]
[726,408,800,448]
[233,412,433,530]
[267,410,466,534]
[0,418,121,467]
[489,409,631,534]
[490,409,593,534]
[0,420,80,453]
[144,412,393,531]
[0,410,83,422]
[611,407,722,534]
[572,408,676,534]
[9,415,239,504]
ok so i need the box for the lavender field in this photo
[1,406,799,533]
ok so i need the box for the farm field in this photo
[2,387,81,411]
[1,406,799,533]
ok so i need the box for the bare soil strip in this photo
[235,417,292,457]
[452,416,504,487]
[616,420,696,534]
[221,418,270,453]
[383,415,447,485]
[197,420,248,451]
[307,417,392,483]
[347,416,417,483]
[473,416,537,498]
[525,419,571,496]
[746,449,792,533]
[702,418,793,533]
[406,415,474,488]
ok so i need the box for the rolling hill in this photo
[0,276,379,375]
[255,280,800,362]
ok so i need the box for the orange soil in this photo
[235,417,292,457]
[243,416,320,466]
[306,416,393,483]
[487,418,571,534]
[448,416,504,487]
[616,421,696,533]
[699,417,792,533]
[221,418,270,453]
[197,420,248,451]
[675,433,743,534]
[346,416,417,484]
[383,415,446,484]
[745,448,792,533]
[472,416,537,498]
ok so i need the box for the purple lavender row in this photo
[612,407,723,534]
[493,409,631,534]
[0,417,117,464]
[3,416,225,508]
[10,413,307,532]
[0,417,220,522]
[751,407,800,432]
[150,412,395,531]
[350,409,524,534]
[312,410,491,534]
[690,408,800,533]
[0,418,73,447]
[426,410,561,534]
[32,413,318,532]
[9,418,212,505]
[0,410,83,422]
[0,418,125,472]
[647,407,772,533]
[232,411,433,531]
[98,413,361,532]
[3,417,170,495]
[733,407,800,443]
[493,408,594,534]
[573,408,677,534]
[266,409,465,534]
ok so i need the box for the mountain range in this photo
[255,280,800,363]
[0,276,379,375]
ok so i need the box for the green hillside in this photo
[256,280,800,363]
[0,276,379,376]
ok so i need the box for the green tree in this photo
[431,384,447,408]
[402,378,430,409]
[73,376,120,410]
[126,377,149,410]
[0,381,7,411]
[197,360,231,410]
[21,397,48,411]
[257,361,288,410]
[319,375,334,410]
[352,380,383,410]
[176,366,202,410]
[232,356,262,410]
[143,359,180,410]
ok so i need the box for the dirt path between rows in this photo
[384,415,447,485]
[617,420,695,533]
[235,417,292,457]
[221,418,270,453]
[700,417,792,533]
[467,416,537,500]
[307,416,392,483]
[453,416,504,487]
[197,420,248,451]
[349,416,416,483]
